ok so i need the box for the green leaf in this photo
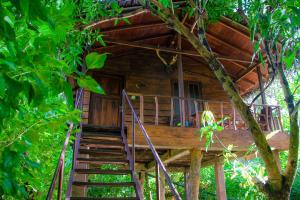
[77,75,105,94]
[97,35,106,47]
[3,178,13,193]
[122,18,131,24]
[85,52,107,69]
[63,82,74,109]
[283,50,295,69]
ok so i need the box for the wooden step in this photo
[74,169,131,175]
[82,124,122,133]
[78,149,124,155]
[72,181,135,187]
[80,139,123,146]
[82,132,122,139]
[70,197,138,200]
[77,158,129,165]
[80,141,124,149]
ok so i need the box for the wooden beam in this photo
[145,150,190,172]
[177,34,185,126]
[102,22,166,33]
[105,39,256,64]
[214,161,227,200]
[206,32,254,59]
[234,62,260,82]
[257,65,267,104]
[128,125,290,151]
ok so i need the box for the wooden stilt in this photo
[184,168,189,200]
[139,171,145,197]
[159,169,166,200]
[273,150,281,173]
[257,66,267,105]
[214,161,227,200]
[155,162,161,200]
[187,148,203,200]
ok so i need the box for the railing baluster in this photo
[155,96,159,125]
[140,95,144,124]
[277,106,283,131]
[266,106,270,131]
[182,99,186,127]
[132,114,135,172]
[194,100,200,128]
[233,106,237,130]
[170,98,174,127]
[221,102,224,127]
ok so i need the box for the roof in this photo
[90,9,268,95]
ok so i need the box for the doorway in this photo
[88,74,124,127]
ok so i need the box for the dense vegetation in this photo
[0,0,299,199]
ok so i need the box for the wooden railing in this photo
[122,90,182,200]
[47,88,84,200]
[126,92,283,131]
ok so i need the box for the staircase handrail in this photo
[47,88,84,200]
[122,89,182,200]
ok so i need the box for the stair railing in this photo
[47,88,84,200]
[121,89,182,200]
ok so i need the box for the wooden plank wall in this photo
[85,49,243,126]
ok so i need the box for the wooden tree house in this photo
[49,9,290,200]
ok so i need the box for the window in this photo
[171,81,203,126]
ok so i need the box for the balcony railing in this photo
[126,92,283,132]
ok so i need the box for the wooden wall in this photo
[83,49,241,125]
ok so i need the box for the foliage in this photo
[0,0,123,198]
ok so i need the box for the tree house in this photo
[68,10,289,200]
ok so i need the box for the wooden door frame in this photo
[88,73,125,127]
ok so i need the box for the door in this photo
[88,75,123,127]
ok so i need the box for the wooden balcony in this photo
[126,92,289,151]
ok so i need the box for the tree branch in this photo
[278,64,299,187]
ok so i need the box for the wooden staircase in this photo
[68,125,141,200]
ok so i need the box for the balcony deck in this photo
[124,93,289,170]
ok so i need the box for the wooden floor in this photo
[126,125,289,171]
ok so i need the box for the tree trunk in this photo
[138,2,283,192]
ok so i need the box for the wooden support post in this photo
[220,102,224,127]
[140,95,144,124]
[194,100,200,128]
[155,96,159,125]
[177,34,185,127]
[277,106,283,131]
[187,149,203,200]
[155,162,161,200]
[273,150,281,173]
[214,161,227,200]
[184,168,189,200]
[257,66,267,105]
[139,171,145,197]
[132,115,135,171]
[159,169,166,200]
[170,98,174,127]
[232,106,237,130]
